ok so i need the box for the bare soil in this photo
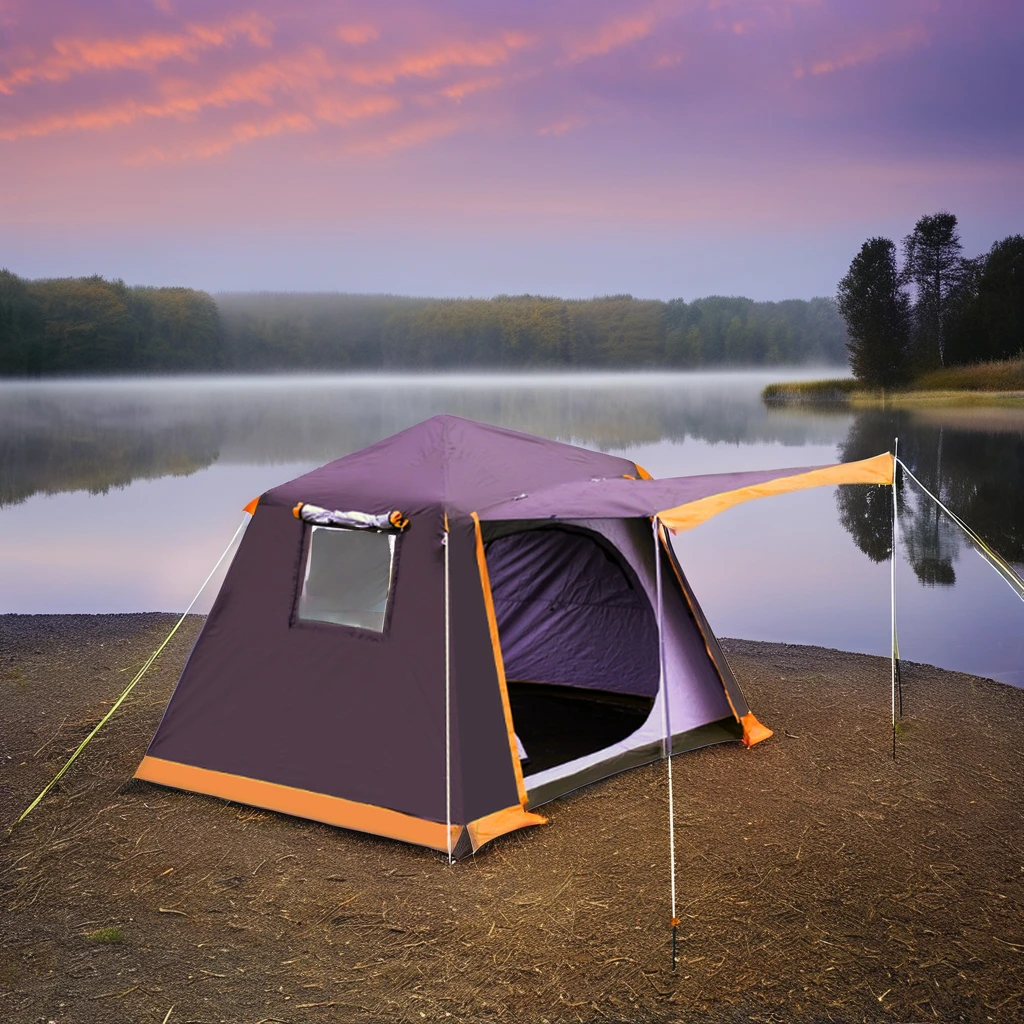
[1,614,1023,1024]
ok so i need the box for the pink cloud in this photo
[564,12,657,62]
[127,111,315,164]
[336,23,378,46]
[439,76,504,101]
[348,115,464,156]
[0,12,273,95]
[802,23,929,77]
[343,30,533,86]
[538,116,584,136]
[313,93,399,125]
[0,48,397,143]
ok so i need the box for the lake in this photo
[1,371,1022,685]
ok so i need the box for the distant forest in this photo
[0,269,850,376]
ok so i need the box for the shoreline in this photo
[763,360,1024,409]
[765,386,1024,409]
[2,613,1023,1022]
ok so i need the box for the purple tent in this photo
[137,416,892,857]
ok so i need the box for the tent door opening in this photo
[483,524,660,778]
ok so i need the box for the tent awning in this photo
[477,452,894,531]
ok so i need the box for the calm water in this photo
[1,372,1022,685]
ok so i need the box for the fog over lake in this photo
[2,370,1021,685]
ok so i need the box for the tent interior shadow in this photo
[507,681,654,777]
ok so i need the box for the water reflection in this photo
[1,373,1021,685]
[837,407,1024,584]
[0,372,842,507]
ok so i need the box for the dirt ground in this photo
[1,614,1022,1024]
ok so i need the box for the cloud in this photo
[336,23,379,46]
[127,111,315,163]
[0,12,274,95]
[343,30,533,86]
[349,116,463,156]
[565,12,657,62]
[439,75,504,101]
[313,93,399,125]
[538,116,584,136]
[798,23,929,78]
[0,48,395,142]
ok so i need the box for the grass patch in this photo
[763,358,1024,407]
[84,926,124,945]
[762,378,858,404]
[2,666,25,687]
[914,356,1024,392]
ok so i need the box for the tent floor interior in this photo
[506,681,654,777]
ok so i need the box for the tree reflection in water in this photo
[837,408,1024,586]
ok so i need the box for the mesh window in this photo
[297,526,396,631]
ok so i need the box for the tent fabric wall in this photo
[138,503,529,849]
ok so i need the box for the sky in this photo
[2,0,1022,300]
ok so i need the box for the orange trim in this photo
[658,452,894,533]
[634,463,654,480]
[740,713,773,748]
[471,512,530,808]
[135,756,460,853]
[243,496,260,516]
[292,501,304,519]
[467,803,547,852]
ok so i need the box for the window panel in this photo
[297,526,396,631]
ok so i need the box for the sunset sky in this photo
[2,0,1022,299]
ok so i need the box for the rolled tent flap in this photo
[292,502,409,531]
[656,452,894,533]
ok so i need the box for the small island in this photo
[765,213,1024,407]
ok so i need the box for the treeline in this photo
[837,214,1023,386]
[1,269,850,376]
[218,292,848,369]
[0,271,227,375]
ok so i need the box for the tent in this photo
[136,415,892,858]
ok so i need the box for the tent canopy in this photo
[136,415,893,857]
[258,413,892,527]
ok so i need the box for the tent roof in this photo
[261,414,894,527]
[263,415,636,516]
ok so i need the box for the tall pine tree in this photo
[902,212,964,367]
[837,237,911,386]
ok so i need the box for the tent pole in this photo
[894,439,902,720]
[891,438,899,761]
[654,517,679,969]
[443,520,453,865]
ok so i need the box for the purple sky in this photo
[2,0,1022,299]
